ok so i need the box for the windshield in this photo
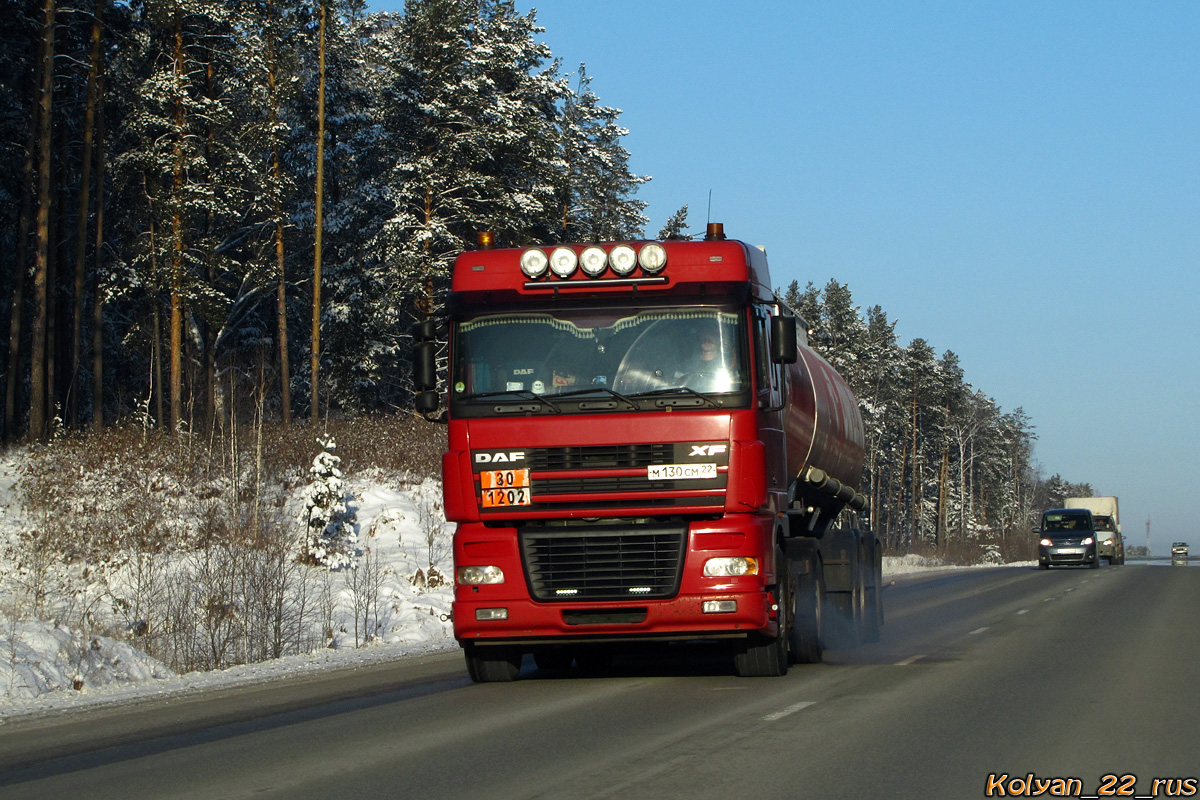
[450,306,749,410]
[1042,512,1093,533]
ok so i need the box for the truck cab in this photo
[1092,515,1124,565]
[413,225,881,680]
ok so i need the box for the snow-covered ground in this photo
[0,448,1026,722]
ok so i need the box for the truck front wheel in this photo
[734,548,790,677]
[464,644,522,682]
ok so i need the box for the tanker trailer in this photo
[412,223,880,680]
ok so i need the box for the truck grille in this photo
[475,442,728,515]
[525,444,675,471]
[520,523,686,602]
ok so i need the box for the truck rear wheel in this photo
[464,644,522,682]
[861,535,882,644]
[822,529,862,649]
[789,558,823,664]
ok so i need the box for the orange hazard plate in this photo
[480,469,531,508]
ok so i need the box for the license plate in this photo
[481,469,531,508]
[647,463,717,480]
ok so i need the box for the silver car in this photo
[1038,509,1099,570]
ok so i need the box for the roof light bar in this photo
[518,242,670,280]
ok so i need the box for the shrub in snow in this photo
[300,438,358,570]
[981,543,1004,564]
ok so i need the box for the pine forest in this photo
[1,0,1088,564]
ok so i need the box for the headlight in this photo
[638,242,667,273]
[703,557,759,577]
[457,565,504,585]
[609,244,637,275]
[580,245,607,276]
[1040,538,1052,547]
[1082,537,1095,546]
[549,246,578,277]
[1103,538,1114,546]
[520,248,548,278]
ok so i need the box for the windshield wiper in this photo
[627,386,722,408]
[457,390,563,414]
[551,386,638,410]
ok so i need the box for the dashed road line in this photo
[896,654,925,666]
[763,701,815,722]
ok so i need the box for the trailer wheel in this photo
[735,548,790,677]
[464,644,522,682]
[861,535,882,644]
[822,530,862,649]
[789,557,823,664]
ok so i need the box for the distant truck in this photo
[1065,496,1124,565]
[1172,542,1188,563]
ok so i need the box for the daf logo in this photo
[689,444,728,457]
[475,451,526,464]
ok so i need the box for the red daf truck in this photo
[412,223,882,681]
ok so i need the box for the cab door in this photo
[752,306,787,510]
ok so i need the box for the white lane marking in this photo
[763,701,816,722]
[1016,609,1029,615]
[968,626,989,635]
[896,654,925,666]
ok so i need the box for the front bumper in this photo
[1039,544,1097,567]
[454,589,776,645]
[451,513,780,646]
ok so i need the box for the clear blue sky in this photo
[374,1,1200,555]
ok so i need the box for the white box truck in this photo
[1064,496,1124,565]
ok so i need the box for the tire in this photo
[735,548,790,677]
[464,645,522,682]
[822,532,862,650]
[861,536,882,644]
[1038,562,1049,571]
[789,559,823,664]
[1089,555,1100,569]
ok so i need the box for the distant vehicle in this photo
[1065,497,1124,565]
[1038,509,1099,570]
[1171,542,1188,564]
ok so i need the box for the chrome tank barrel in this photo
[784,345,866,503]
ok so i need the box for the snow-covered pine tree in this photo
[657,205,690,240]
[300,437,357,569]
[556,64,648,242]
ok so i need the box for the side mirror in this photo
[415,390,440,414]
[412,318,439,342]
[770,316,798,364]
[413,340,437,392]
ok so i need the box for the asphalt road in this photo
[1,562,1197,799]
